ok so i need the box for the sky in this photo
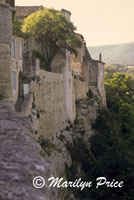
[15,0,134,47]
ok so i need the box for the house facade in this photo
[11,32,24,103]
[0,2,106,137]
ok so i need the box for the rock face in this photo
[0,2,13,98]
[0,101,59,200]
[39,87,101,199]
[0,85,101,200]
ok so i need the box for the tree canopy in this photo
[22,8,82,71]
[12,18,23,34]
[66,73,134,200]
[87,73,134,200]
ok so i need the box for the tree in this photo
[87,73,134,200]
[22,8,82,71]
[12,18,23,34]
[66,73,134,200]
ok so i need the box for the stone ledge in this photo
[0,1,15,12]
[0,1,10,8]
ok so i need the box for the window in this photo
[11,39,16,58]
[12,71,16,90]
[23,84,29,97]
[19,45,22,59]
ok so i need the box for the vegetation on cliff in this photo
[88,73,134,200]
[22,8,81,71]
[105,64,134,78]
[12,18,22,34]
[67,73,134,200]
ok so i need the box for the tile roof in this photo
[15,6,44,19]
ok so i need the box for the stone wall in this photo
[74,79,88,100]
[11,34,24,103]
[31,71,68,138]
[0,100,60,200]
[51,50,76,122]
[72,34,85,76]
[0,2,12,98]
[88,60,106,104]
[88,60,98,87]
[25,36,76,122]
[51,51,66,74]
[0,2,12,44]
[63,51,76,122]
[23,51,40,78]
[97,61,106,105]
[72,36,106,105]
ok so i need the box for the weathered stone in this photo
[31,71,68,138]
[74,79,88,100]
[0,3,12,98]
[0,101,60,200]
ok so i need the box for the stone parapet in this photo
[0,2,12,98]
[0,44,12,98]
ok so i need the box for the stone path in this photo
[0,101,58,200]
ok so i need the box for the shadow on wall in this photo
[15,71,24,112]
[6,0,15,7]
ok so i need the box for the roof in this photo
[61,9,71,15]
[15,6,44,19]
[76,33,85,41]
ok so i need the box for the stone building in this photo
[72,33,106,104]
[0,3,106,137]
[0,0,13,98]
[6,0,15,7]
[11,32,24,103]
[0,4,107,200]
[15,5,44,20]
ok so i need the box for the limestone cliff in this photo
[0,2,106,199]
[37,86,102,200]
[0,85,102,200]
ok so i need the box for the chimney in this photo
[99,53,102,62]
[61,9,71,22]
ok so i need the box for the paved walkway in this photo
[0,101,58,200]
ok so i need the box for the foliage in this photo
[88,73,134,199]
[67,73,134,200]
[104,73,134,111]
[32,50,48,71]
[105,64,134,78]
[86,88,94,99]
[12,18,23,34]
[39,136,62,155]
[22,8,82,71]
[0,95,6,101]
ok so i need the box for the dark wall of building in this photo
[0,4,12,44]
[6,0,15,7]
[0,2,12,98]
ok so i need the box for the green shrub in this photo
[86,89,94,99]
[40,137,62,154]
